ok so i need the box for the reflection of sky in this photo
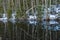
[28,15,37,25]
[9,13,16,23]
[49,21,58,24]
[43,6,60,31]
[29,21,37,25]
[42,20,60,31]
[0,13,8,23]
[49,14,58,19]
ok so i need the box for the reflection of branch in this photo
[20,28,36,39]
[19,27,43,40]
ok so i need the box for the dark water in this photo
[0,20,60,40]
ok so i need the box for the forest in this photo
[0,0,60,40]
